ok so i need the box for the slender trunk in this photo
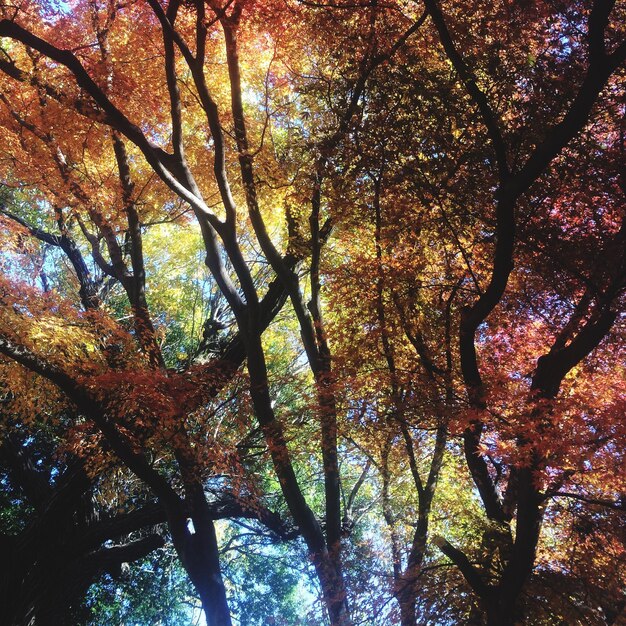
[396,508,432,626]
[244,332,351,626]
[317,370,341,555]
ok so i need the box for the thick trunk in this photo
[397,588,417,626]
[321,562,351,626]
[185,534,232,626]
[486,602,517,626]
[169,472,233,626]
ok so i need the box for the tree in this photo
[0,1,624,625]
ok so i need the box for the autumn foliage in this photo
[0,1,624,625]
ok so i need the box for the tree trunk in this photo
[181,525,232,626]
[397,587,417,626]
[486,601,517,626]
[244,332,351,626]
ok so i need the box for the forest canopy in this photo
[0,0,624,625]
